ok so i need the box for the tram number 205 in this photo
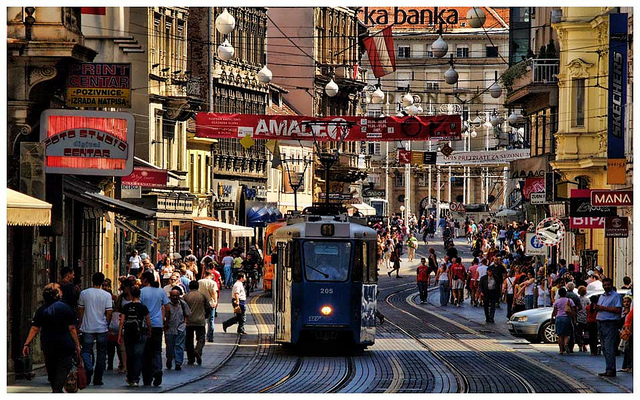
[320,288,334,294]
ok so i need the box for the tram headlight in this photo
[320,305,333,316]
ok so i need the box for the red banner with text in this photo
[196,113,461,142]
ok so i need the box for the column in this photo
[405,141,411,221]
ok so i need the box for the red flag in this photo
[363,26,396,78]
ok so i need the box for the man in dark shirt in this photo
[479,266,500,323]
[23,283,80,392]
[59,266,80,309]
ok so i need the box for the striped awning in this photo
[7,188,52,226]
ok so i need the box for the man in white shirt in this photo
[587,274,604,293]
[198,270,218,342]
[78,272,113,386]
[222,272,247,334]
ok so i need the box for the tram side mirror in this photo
[271,252,278,265]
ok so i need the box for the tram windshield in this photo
[302,240,352,282]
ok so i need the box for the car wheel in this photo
[539,320,557,344]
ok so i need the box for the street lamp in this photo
[325,68,339,97]
[444,54,459,85]
[489,71,502,98]
[216,8,236,61]
[217,39,235,61]
[258,65,273,83]
[466,7,486,28]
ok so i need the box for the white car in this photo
[507,288,628,343]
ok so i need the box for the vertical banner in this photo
[607,13,628,185]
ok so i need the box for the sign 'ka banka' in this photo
[196,113,461,142]
[591,189,632,207]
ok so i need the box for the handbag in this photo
[233,305,242,314]
[564,300,574,317]
[64,365,78,393]
[620,325,632,341]
[76,358,88,390]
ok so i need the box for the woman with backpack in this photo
[118,285,152,387]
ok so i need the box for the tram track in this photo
[167,291,356,393]
[380,283,590,393]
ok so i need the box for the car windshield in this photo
[302,240,351,282]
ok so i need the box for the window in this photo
[425,81,440,92]
[398,46,411,58]
[425,45,434,58]
[396,71,412,91]
[486,46,499,58]
[302,240,352,282]
[456,46,469,58]
[572,78,585,127]
[395,173,405,187]
[368,142,381,155]
[417,173,429,187]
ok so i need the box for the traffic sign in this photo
[535,217,565,246]
[526,232,547,256]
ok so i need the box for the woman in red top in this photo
[416,258,430,304]
[586,295,599,355]
[450,257,467,307]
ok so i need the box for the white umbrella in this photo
[495,209,518,217]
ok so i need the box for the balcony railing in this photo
[531,58,559,84]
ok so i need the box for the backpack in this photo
[123,308,143,342]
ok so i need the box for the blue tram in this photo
[270,212,378,347]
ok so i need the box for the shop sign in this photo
[438,149,529,165]
[522,177,545,200]
[535,217,565,246]
[363,188,385,198]
[607,13,628,185]
[398,149,411,163]
[591,190,632,207]
[526,232,547,256]
[122,167,168,188]
[196,113,461,142]
[569,198,617,217]
[359,7,460,27]
[319,193,353,200]
[121,184,141,199]
[570,217,605,229]
[605,216,629,238]
[510,156,547,179]
[214,201,235,211]
[530,192,546,204]
[40,109,134,176]
[66,63,131,108]
[422,151,437,165]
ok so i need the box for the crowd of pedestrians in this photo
[23,242,263,392]
[380,211,633,378]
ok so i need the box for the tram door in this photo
[274,241,291,342]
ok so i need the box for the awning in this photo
[7,189,52,226]
[194,218,254,237]
[83,192,156,219]
[115,217,158,242]
[348,203,377,216]
[495,208,520,217]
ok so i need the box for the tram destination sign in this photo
[591,190,632,207]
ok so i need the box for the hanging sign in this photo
[591,190,632,207]
[607,13,628,185]
[605,216,629,238]
[438,149,529,165]
[398,149,411,163]
[40,109,134,176]
[196,113,461,142]
[570,217,605,229]
[535,217,565,246]
[526,232,547,256]
[66,63,131,108]
[122,167,168,188]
